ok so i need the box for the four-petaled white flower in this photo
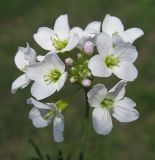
[102,14,144,44]
[27,53,68,100]
[11,43,36,93]
[34,14,79,53]
[88,33,138,81]
[70,21,101,49]
[87,80,139,135]
[27,98,64,143]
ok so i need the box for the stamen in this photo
[105,55,119,69]
[52,34,68,51]
[44,69,61,84]
[101,98,114,110]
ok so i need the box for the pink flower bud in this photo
[65,57,74,66]
[82,79,91,87]
[84,41,94,54]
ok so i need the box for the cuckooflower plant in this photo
[12,14,143,157]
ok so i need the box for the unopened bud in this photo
[77,53,82,58]
[70,77,77,83]
[84,41,94,54]
[65,57,74,66]
[82,79,91,87]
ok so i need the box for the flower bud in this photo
[77,53,82,58]
[84,41,94,54]
[65,57,74,66]
[70,77,77,83]
[82,79,91,87]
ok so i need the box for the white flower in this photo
[102,14,144,44]
[87,80,139,135]
[11,43,36,94]
[70,21,101,49]
[33,14,79,53]
[88,33,138,81]
[27,53,68,100]
[27,98,64,143]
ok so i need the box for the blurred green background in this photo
[0,0,155,159]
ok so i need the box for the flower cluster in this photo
[12,14,143,142]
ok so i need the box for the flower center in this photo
[44,69,61,83]
[101,98,114,110]
[105,55,119,69]
[43,109,56,120]
[52,34,68,51]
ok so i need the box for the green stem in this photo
[80,87,90,159]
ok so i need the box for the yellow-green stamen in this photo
[52,34,68,51]
[101,98,114,110]
[105,55,119,69]
[44,69,61,83]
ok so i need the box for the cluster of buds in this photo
[12,14,144,142]
[67,53,92,87]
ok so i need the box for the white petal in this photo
[70,27,85,38]
[88,55,112,77]
[96,33,113,58]
[22,43,36,64]
[87,84,107,108]
[92,107,113,135]
[15,48,27,71]
[113,62,138,81]
[121,28,144,43]
[102,14,124,36]
[44,53,65,72]
[11,74,30,94]
[29,107,50,128]
[113,43,138,63]
[53,114,64,142]
[112,100,139,122]
[85,21,101,34]
[56,72,68,91]
[112,35,124,46]
[61,33,79,52]
[33,27,54,51]
[107,80,126,101]
[115,97,136,108]
[27,62,52,81]
[54,14,70,40]
[27,98,50,109]
[31,79,57,100]
[37,55,45,62]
